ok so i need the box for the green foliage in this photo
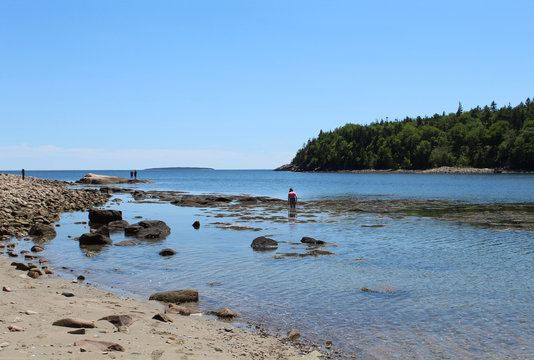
[291,98,534,170]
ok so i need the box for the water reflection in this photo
[288,209,297,224]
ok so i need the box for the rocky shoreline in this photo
[0,173,329,359]
[0,173,109,240]
[275,165,533,174]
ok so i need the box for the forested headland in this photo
[289,98,534,171]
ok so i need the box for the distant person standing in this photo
[134,170,137,179]
[22,168,25,180]
[130,171,134,179]
[288,188,297,209]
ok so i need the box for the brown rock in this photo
[8,325,24,332]
[99,315,135,329]
[208,307,239,319]
[2,286,12,292]
[68,328,86,335]
[149,289,199,304]
[74,339,125,352]
[152,313,173,322]
[165,304,194,316]
[53,318,95,328]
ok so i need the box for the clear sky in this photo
[1,1,533,170]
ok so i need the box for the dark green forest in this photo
[291,98,534,171]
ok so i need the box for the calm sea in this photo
[5,169,534,359]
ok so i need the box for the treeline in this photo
[291,98,534,171]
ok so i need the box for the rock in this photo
[68,328,86,335]
[208,307,239,319]
[125,220,171,239]
[77,275,85,281]
[149,289,199,304]
[73,339,125,352]
[287,329,301,341]
[76,173,153,185]
[52,318,95,328]
[107,220,129,232]
[8,325,24,332]
[62,292,75,297]
[250,236,278,250]
[78,233,112,246]
[2,286,12,292]
[12,262,31,271]
[25,310,37,315]
[192,221,200,229]
[132,190,147,200]
[114,240,140,246]
[96,225,110,236]
[152,313,173,322]
[165,304,194,316]
[28,223,57,240]
[99,315,135,329]
[88,209,122,224]
[300,236,326,245]
[159,248,176,256]
[27,269,43,278]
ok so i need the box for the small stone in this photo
[287,329,300,341]
[68,328,86,335]
[2,286,12,292]
[62,292,75,297]
[25,310,38,315]
[152,313,173,322]
[8,325,24,332]
[77,275,86,281]
[192,221,200,229]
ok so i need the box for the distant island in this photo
[144,167,214,170]
[281,97,534,172]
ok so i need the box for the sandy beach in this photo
[0,174,324,359]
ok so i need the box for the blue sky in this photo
[1,1,533,170]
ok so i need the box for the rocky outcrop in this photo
[125,220,171,239]
[149,289,199,304]
[76,173,154,185]
[251,236,278,250]
[0,173,109,239]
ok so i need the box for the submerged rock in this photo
[78,233,112,246]
[125,220,171,239]
[300,236,326,245]
[159,248,176,256]
[251,236,278,251]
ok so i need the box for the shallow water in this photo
[6,170,534,359]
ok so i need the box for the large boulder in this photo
[125,220,170,239]
[29,223,57,240]
[251,236,278,251]
[149,289,199,304]
[89,209,122,224]
[79,233,112,246]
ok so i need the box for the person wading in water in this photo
[288,188,297,209]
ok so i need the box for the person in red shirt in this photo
[288,188,297,209]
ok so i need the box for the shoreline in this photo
[276,165,534,174]
[0,173,327,359]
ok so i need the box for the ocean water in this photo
[5,169,534,359]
